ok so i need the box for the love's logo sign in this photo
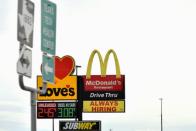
[55,55,75,80]
[38,55,77,100]
[37,75,77,100]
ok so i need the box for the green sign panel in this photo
[42,54,54,83]
[41,0,56,55]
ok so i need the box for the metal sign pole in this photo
[159,98,163,131]
[53,118,54,131]
[19,75,47,131]
[31,92,37,131]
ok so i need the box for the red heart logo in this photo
[55,55,75,80]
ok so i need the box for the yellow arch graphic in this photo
[86,49,104,79]
[86,49,121,79]
[103,49,121,78]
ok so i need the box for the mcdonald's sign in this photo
[78,49,125,100]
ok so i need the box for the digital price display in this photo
[37,102,77,119]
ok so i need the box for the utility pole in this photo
[159,98,163,131]
[76,65,82,121]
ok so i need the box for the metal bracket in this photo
[19,75,47,94]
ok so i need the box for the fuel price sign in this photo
[37,102,77,119]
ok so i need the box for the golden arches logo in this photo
[86,49,121,79]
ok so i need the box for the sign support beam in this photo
[76,65,83,121]
[31,92,36,131]
[19,75,47,93]
[18,75,47,131]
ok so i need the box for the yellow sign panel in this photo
[83,100,125,113]
[37,76,77,100]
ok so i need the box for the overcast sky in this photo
[0,0,196,131]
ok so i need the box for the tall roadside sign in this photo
[17,0,39,131]
[17,0,34,77]
[41,0,56,55]
[17,0,34,48]
[41,0,56,84]
[78,49,126,113]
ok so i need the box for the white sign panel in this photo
[17,45,32,78]
[17,0,34,47]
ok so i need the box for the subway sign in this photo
[59,121,101,131]
[83,100,125,113]
[37,76,77,100]
[37,102,77,119]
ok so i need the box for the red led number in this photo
[46,107,56,118]
[38,107,56,118]
[38,108,44,118]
